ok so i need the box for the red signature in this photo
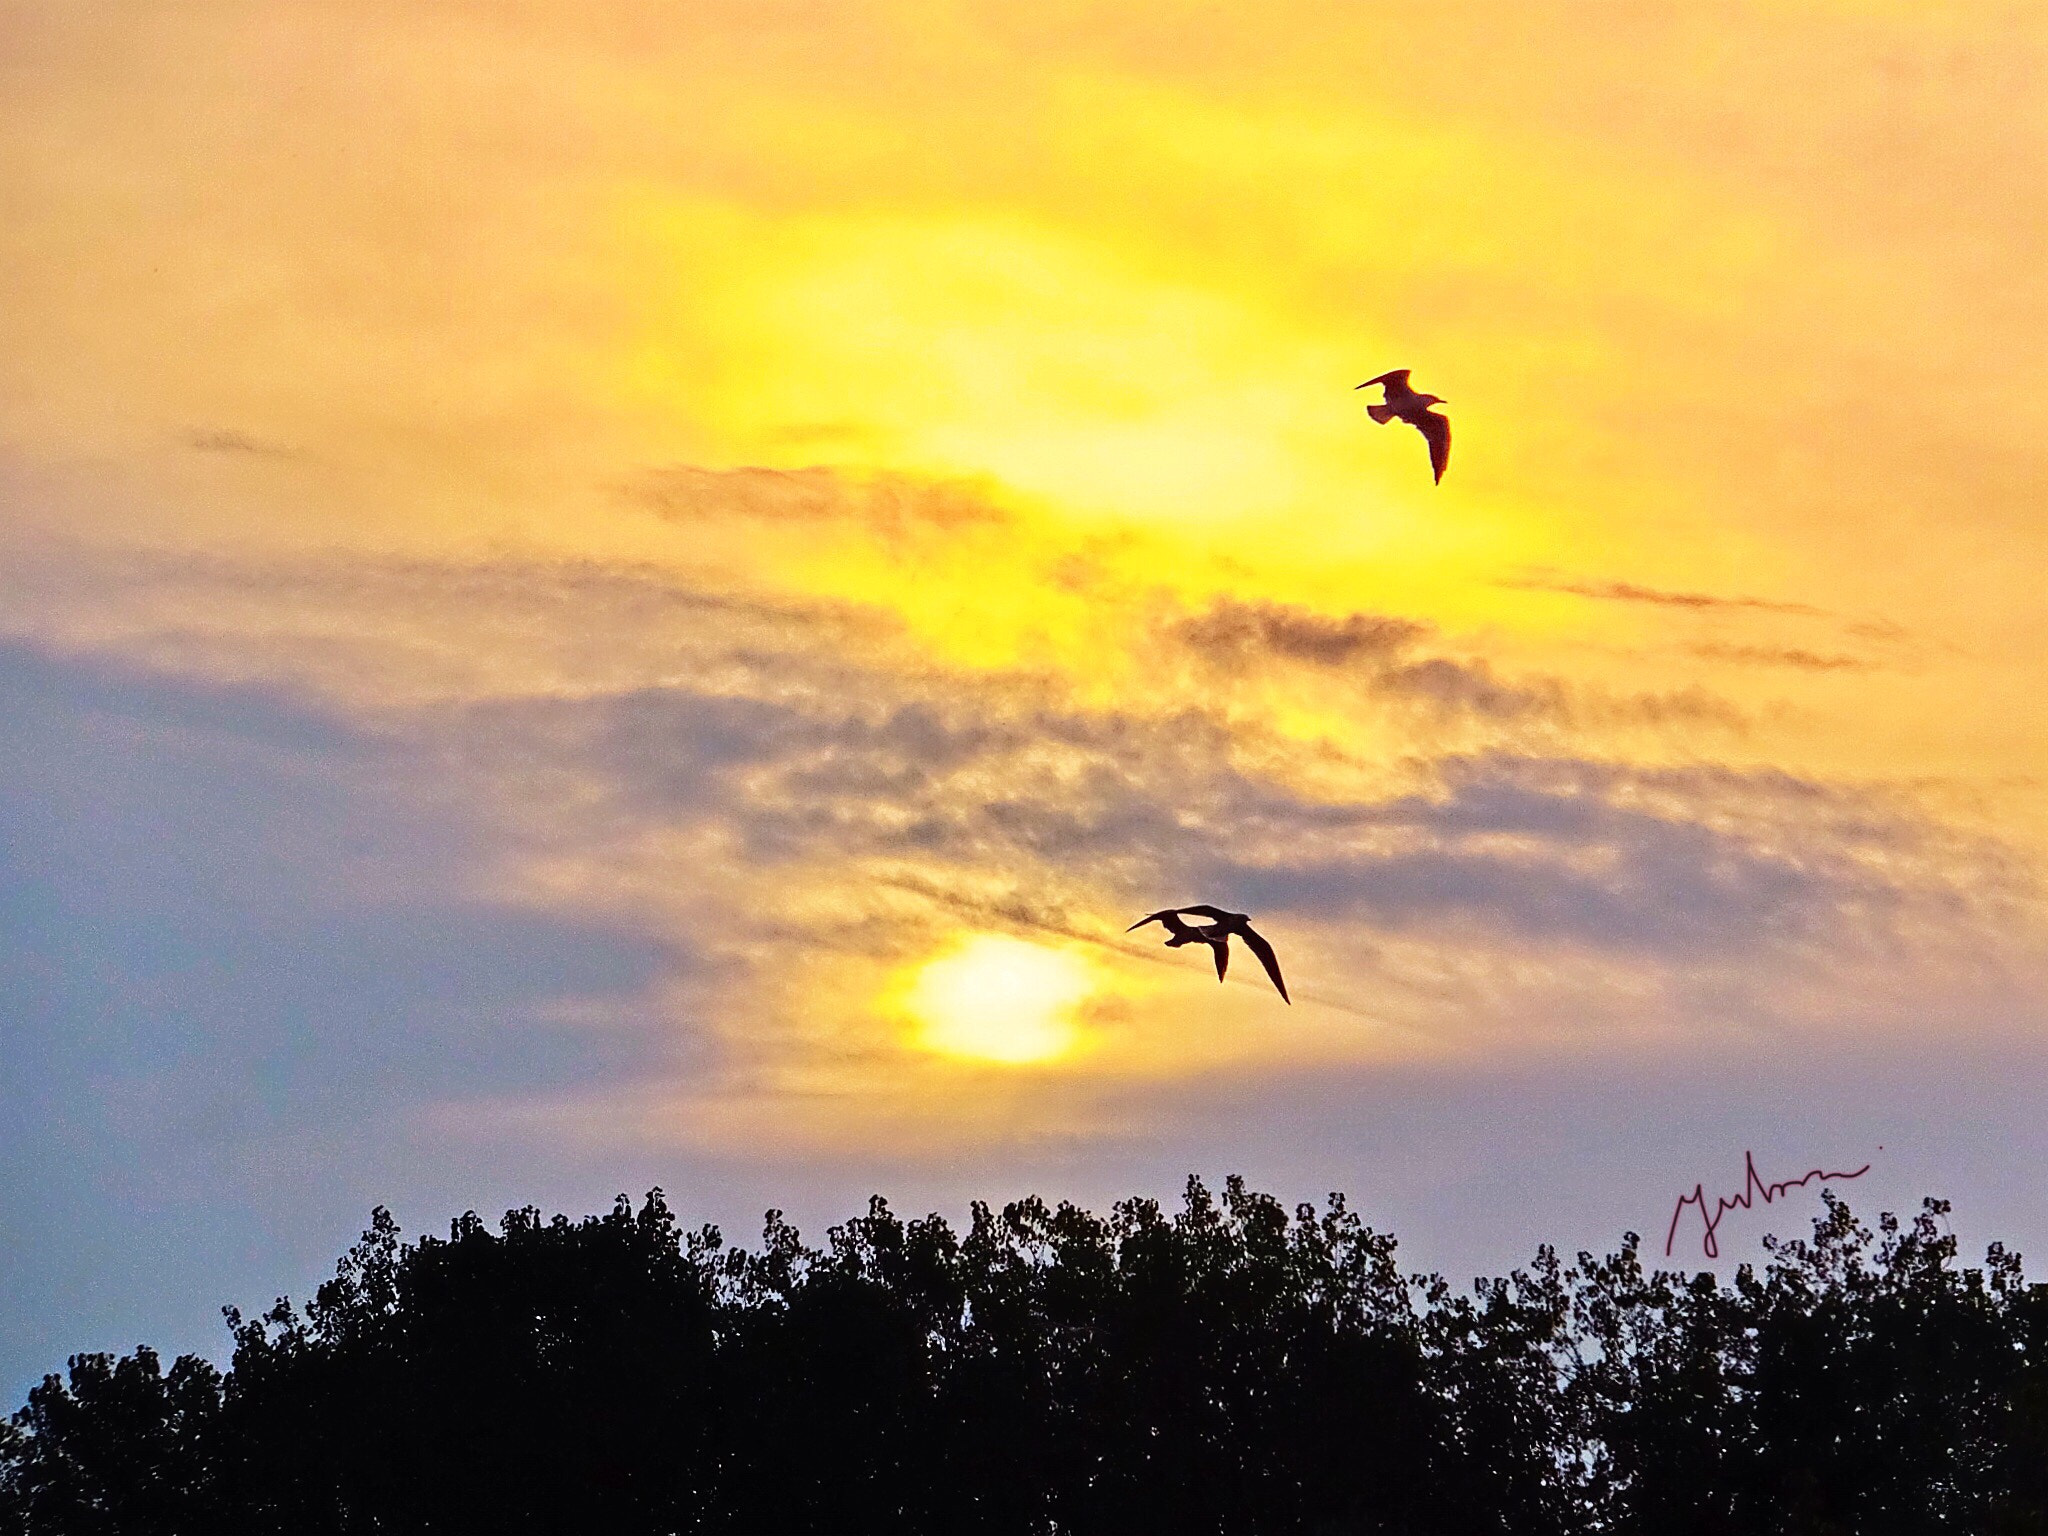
[1665,1149,1874,1260]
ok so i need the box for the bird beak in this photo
[1353,382,1369,389]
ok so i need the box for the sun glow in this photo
[902,934,1097,1065]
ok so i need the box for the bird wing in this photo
[1415,410,1450,483]
[1237,924,1290,1004]
[1175,904,1239,924]
[1357,369,1410,391]
[1209,939,1229,982]
[1134,909,1205,941]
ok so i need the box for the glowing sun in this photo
[902,934,1096,1065]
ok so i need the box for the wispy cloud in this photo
[1170,598,1741,732]
[1505,571,1823,616]
[628,465,1012,539]
[14,545,1988,999]
[339,567,1987,985]
[1692,643,1872,671]
[181,428,298,459]
[1175,600,1425,667]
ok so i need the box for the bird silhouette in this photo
[1357,369,1450,483]
[1127,905,1290,1003]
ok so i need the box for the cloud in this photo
[1173,598,1557,719]
[181,428,298,458]
[627,464,1012,538]
[3,539,2029,1080]
[1198,757,1909,958]
[1170,598,1744,730]
[1175,600,1425,667]
[1693,643,1872,671]
[3,547,1989,995]
[1506,571,1822,616]
[428,626,1948,971]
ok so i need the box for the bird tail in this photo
[1366,403,1396,424]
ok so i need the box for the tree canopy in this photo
[6,1179,2047,1534]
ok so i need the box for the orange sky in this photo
[2,0,2045,1383]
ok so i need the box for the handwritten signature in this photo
[1665,1149,1874,1260]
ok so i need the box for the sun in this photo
[902,934,1097,1065]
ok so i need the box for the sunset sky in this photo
[4,0,2046,1396]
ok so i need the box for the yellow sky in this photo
[2,0,2044,1156]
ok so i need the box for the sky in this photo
[3,0,2046,1399]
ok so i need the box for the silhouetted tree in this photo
[0,1347,221,1534]
[7,1180,2047,1535]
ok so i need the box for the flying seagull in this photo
[1127,905,1290,1003]
[1357,368,1450,484]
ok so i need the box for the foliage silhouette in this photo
[6,1180,2048,1534]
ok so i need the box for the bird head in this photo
[1418,394,1446,407]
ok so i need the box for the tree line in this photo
[6,1177,2047,1534]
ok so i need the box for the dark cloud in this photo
[1174,599,1557,720]
[1173,599,1760,730]
[1175,600,1425,667]
[4,556,1919,984]
[431,619,1929,967]
[1380,655,1560,719]
[1205,759,1872,958]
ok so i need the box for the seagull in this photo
[1357,369,1451,484]
[1127,905,1290,1003]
